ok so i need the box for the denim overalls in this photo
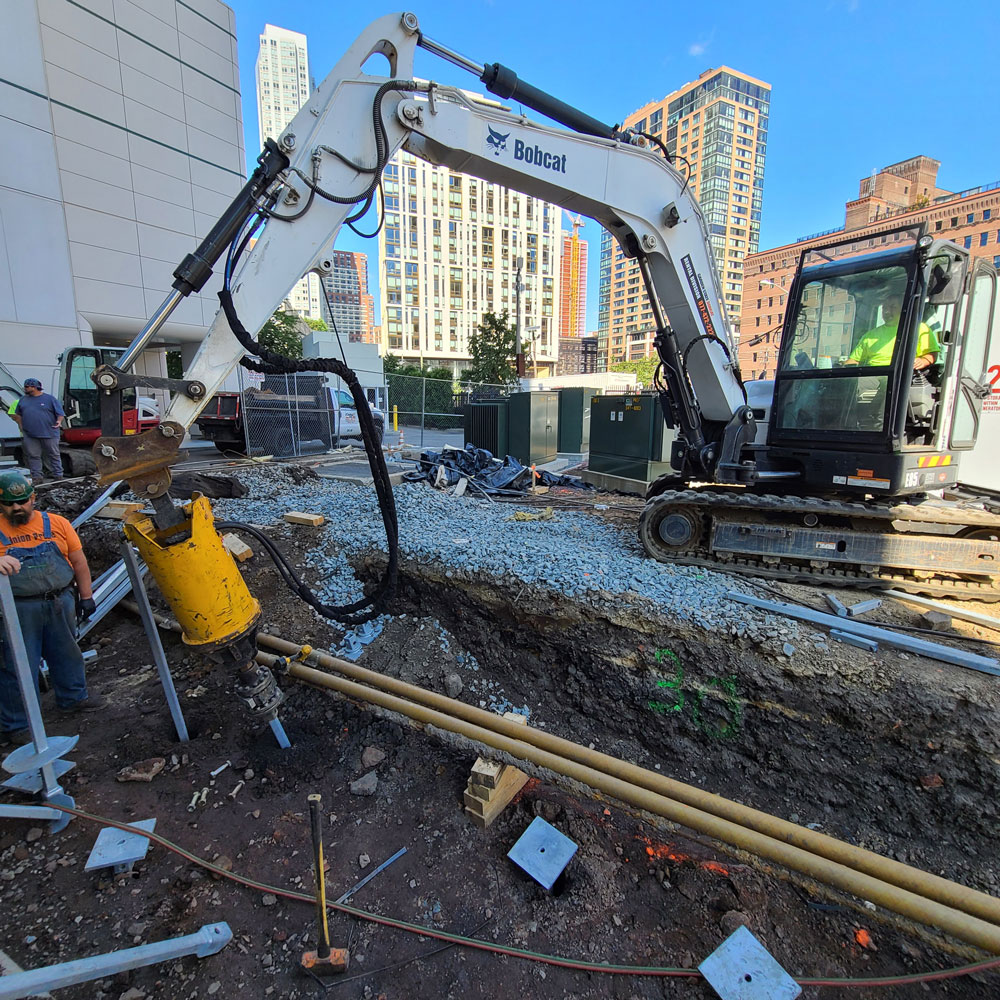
[0,513,87,732]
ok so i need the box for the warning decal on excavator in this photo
[681,254,717,340]
[917,454,952,468]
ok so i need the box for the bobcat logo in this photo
[486,125,510,156]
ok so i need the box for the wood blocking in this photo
[221,533,253,562]
[464,712,529,828]
[283,511,325,526]
[95,501,145,520]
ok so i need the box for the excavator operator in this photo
[844,288,941,372]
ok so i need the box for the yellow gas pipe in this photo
[255,639,1000,954]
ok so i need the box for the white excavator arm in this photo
[170,14,746,428]
[99,12,754,496]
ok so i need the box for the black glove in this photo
[76,596,96,624]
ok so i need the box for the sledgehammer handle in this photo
[308,793,331,960]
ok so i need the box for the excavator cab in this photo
[764,224,996,496]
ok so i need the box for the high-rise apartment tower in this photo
[321,251,375,344]
[598,67,770,368]
[254,24,321,320]
[558,216,588,339]
[378,150,562,377]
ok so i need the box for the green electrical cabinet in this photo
[508,391,559,466]
[588,393,673,482]
[557,387,599,453]
[464,401,509,457]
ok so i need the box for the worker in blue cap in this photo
[11,377,66,481]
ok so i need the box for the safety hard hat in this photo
[23,378,42,389]
[0,471,34,503]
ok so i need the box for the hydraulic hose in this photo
[255,635,1000,929]
[255,638,1000,954]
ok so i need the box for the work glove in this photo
[76,596,96,625]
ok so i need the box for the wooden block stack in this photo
[221,532,253,563]
[463,712,529,829]
[283,511,325,526]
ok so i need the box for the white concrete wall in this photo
[1,0,246,392]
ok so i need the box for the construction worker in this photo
[0,471,100,746]
[845,288,941,371]
[11,377,65,482]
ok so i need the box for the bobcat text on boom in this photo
[513,139,567,173]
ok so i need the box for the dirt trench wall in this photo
[372,562,1000,893]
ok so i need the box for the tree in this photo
[257,309,306,359]
[166,350,183,380]
[305,318,328,331]
[465,310,520,387]
[609,358,657,387]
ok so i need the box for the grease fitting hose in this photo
[254,636,1000,955]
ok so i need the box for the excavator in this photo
[85,12,999,730]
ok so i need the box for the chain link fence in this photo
[224,367,506,456]
[238,369,338,458]
[385,372,512,447]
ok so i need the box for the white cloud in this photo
[688,31,714,57]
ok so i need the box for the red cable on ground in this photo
[42,805,1000,989]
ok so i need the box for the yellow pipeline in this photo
[257,638,1000,953]
[125,495,259,649]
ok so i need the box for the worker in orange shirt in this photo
[0,471,102,745]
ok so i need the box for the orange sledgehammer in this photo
[301,793,350,975]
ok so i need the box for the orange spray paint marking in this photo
[854,928,872,949]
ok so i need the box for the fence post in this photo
[420,377,426,448]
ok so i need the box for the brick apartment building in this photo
[556,335,598,375]
[739,157,1000,380]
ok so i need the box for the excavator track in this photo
[639,489,1000,602]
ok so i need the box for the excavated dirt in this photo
[1,468,999,999]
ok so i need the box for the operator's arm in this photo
[914,324,941,371]
[66,547,93,600]
[52,395,65,429]
[0,554,21,575]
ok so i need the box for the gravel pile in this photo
[211,465,798,646]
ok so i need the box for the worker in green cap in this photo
[0,471,101,745]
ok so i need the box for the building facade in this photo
[1,0,246,402]
[556,336,598,376]
[320,251,375,343]
[598,67,770,368]
[738,157,1000,380]
[254,23,321,320]
[558,219,588,339]
[377,150,562,377]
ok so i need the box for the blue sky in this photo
[229,0,999,332]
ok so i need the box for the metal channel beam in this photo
[0,923,231,1000]
[880,589,1000,634]
[727,592,1000,675]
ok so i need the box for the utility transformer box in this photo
[508,391,559,466]
[586,393,674,490]
[557,387,599,453]
[464,400,509,458]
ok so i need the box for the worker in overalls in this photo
[0,472,100,746]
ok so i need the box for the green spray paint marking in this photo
[648,649,743,739]
[649,648,684,713]
[691,674,743,740]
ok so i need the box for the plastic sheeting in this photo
[403,444,590,494]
